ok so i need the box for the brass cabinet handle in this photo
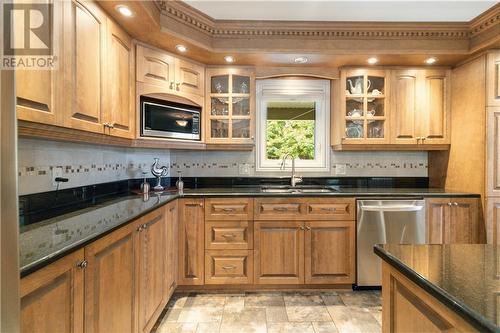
[222,265,237,270]
[176,83,181,91]
[305,226,311,230]
[77,260,88,269]
[170,81,174,89]
[222,233,236,239]
[453,202,458,206]
[273,207,288,212]
[447,202,452,206]
[320,207,337,212]
[222,208,236,212]
[300,226,305,230]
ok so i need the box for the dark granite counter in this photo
[20,185,479,277]
[375,244,500,333]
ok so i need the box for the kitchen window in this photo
[256,79,330,171]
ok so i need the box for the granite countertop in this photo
[375,244,500,333]
[20,186,479,277]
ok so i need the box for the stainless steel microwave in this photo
[140,96,201,140]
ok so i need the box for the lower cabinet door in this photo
[136,209,167,333]
[205,250,254,284]
[165,200,179,299]
[447,198,481,243]
[21,250,84,333]
[304,221,355,284]
[254,221,304,284]
[84,223,137,333]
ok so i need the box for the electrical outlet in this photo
[335,163,347,175]
[238,163,250,175]
[52,167,63,187]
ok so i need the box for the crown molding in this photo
[158,1,500,52]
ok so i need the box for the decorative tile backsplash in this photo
[18,139,428,195]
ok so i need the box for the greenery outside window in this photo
[256,79,330,171]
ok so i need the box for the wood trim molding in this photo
[18,120,254,151]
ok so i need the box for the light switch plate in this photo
[335,163,347,175]
[238,163,250,175]
[52,167,63,187]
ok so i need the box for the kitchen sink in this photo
[261,186,336,194]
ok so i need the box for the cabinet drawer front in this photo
[205,198,253,220]
[205,221,253,250]
[254,199,304,220]
[205,250,253,284]
[307,202,354,220]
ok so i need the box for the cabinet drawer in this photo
[204,250,253,284]
[306,199,355,220]
[205,221,253,250]
[205,198,253,220]
[254,198,305,220]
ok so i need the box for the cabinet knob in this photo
[199,203,204,207]
[421,137,426,142]
[300,226,305,230]
[305,226,311,230]
[453,202,458,206]
[176,83,180,91]
[77,260,88,269]
[447,202,452,206]
[170,81,174,89]
[109,122,115,129]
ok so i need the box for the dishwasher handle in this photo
[360,204,423,212]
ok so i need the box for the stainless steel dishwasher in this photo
[356,199,426,287]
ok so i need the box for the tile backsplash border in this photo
[18,138,428,195]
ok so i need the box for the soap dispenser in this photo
[176,171,184,193]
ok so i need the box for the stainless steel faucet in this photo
[280,153,303,187]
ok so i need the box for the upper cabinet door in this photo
[487,51,500,107]
[16,1,63,126]
[63,0,106,134]
[175,58,205,97]
[420,69,450,145]
[136,44,175,89]
[390,70,419,144]
[487,107,500,197]
[105,18,134,139]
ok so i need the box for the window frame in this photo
[255,79,330,172]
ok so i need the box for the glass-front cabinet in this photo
[340,69,389,145]
[206,68,255,144]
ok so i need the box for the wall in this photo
[18,139,428,195]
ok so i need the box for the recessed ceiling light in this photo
[425,57,437,64]
[367,57,378,65]
[294,57,308,64]
[176,45,187,53]
[224,56,234,63]
[116,5,133,17]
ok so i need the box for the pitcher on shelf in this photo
[347,77,371,94]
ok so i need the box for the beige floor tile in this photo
[267,322,315,333]
[312,321,339,333]
[265,306,289,322]
[222,308,266,324]
[223,295,245,313]
[160,308,182,323]
[219,322,267,333]
[337,291,381,308]
[195,322,221,333]
[368,306,382,326]
[327,306,381,333]
[284,294,325,307]
[177,307,224,323]
[184,294,227,308]
[157,322,198,333]
[244,293,284,308]
[320,293,345,306]
[168,293,191,308]
[286,305,332,322]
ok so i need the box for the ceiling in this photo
[183,1,498,22]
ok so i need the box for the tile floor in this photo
[152,290,382,333]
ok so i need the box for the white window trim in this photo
[255,79,330,172]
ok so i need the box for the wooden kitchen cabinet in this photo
[178,198,205,285]
[391,69,450,146]
[15,1,64,126]
[21,250,84,333]
[84,221,137,333]
[175,58,205,97]
[165,200,179,299]
[487,51,500,107]
[205,68,255,144]
[254,221,305,284]
[63,0,108,134]
[333,68,390,145]
[304,221,355,284]
[136,208,167,333]
[104,18,135,139]
[205,250,254,284]
[426,197,482,244]
[486,197,500,244]
[487,107,500,197]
